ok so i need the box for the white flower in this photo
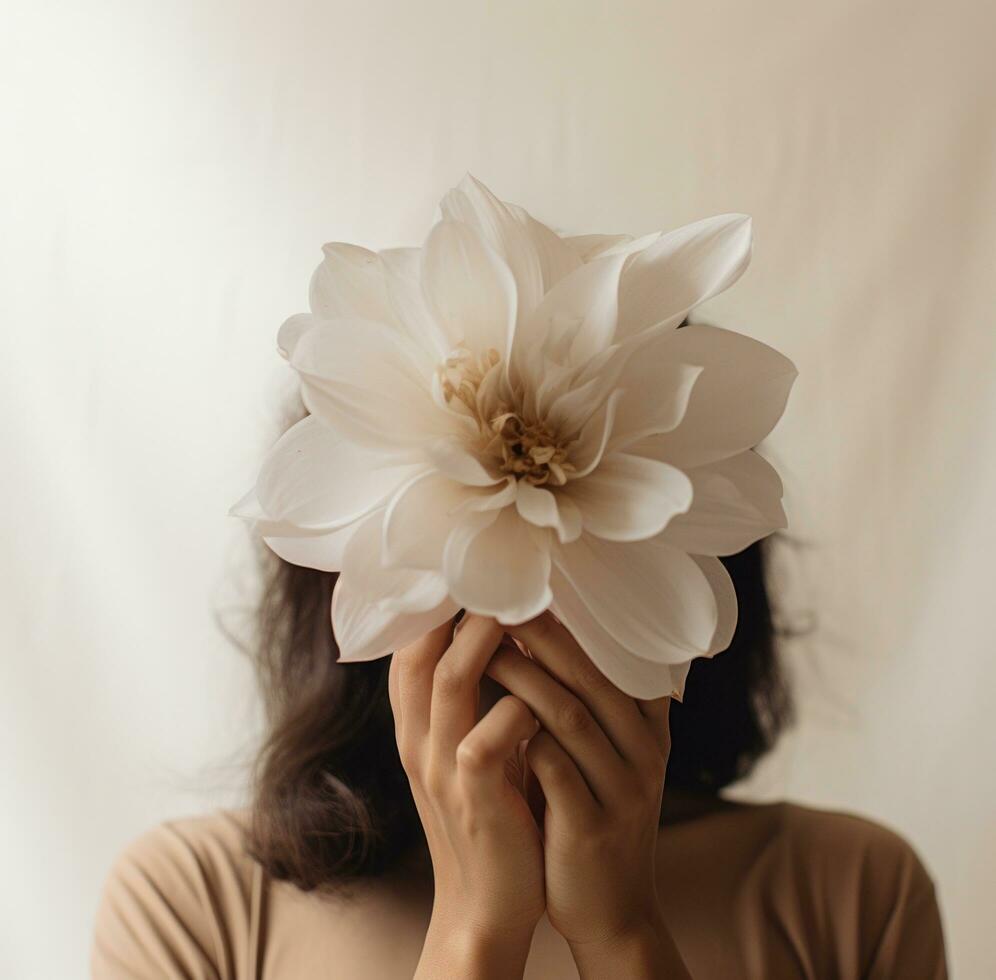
[231,175,797,699]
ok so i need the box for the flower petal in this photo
[262,523,357,572]
[425,436,503,487]
[615,214,753,338]
[276,314,314,360]
[289,317,456,452]
[605,337,704,452]
[383,468,510,570]
[549,565,692,699]
[230,483,362,571]
[567,388,623,478]
[289,314,432,387]
[309,243,398,325]
[527,354,579,423]
[543,323,675,440]
[520,250,629,369]
[545,373,611,437]
[252,414,418,530]
[332,575,458,662]
[514,480,583,544]
[379,246,452,359]
[561,453,692,542]
[554,533,718,660]
[662,450,787,556]
[505,202,583,292]
[422,219,517,360]
[627,324,798,468]
[440,174,544,323]
[603,231,667,259]
[690,555,738,655]
[443,507,553,623]
[452,478,518,514]
[563,233,634,262]
[229,483,358,572]
[341,510,449,612]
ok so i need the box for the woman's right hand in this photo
[389,615,544,979]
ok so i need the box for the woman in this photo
[91,410,948,979]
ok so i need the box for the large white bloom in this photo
[231,175,797,698]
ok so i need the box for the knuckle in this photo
[523,743,547,776]
[549,759,575,787]
[432,659,468,698]
[556,802,603,843]
[526,738,569,783]
[574,656,612,692]
[500,694,530,721]
[400,637,437,668]
[528,613,555,642]
[455,614,500,649]
[557,698,593,736]
[455,738,490,772]
[487,646,515,676]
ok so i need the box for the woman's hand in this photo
[389,615,544,979]
[486,612,692,979]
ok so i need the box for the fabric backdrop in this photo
[3,1,994,976]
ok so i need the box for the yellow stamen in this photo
[437,349,575,486]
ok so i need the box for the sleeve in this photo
[862,834,948,980]
[90,821,227,980]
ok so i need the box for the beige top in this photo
[91,802,947,979]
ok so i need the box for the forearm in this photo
[568,913,692,980]
[414,915,535,980]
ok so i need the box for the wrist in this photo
[418,909,536,979]
[568,909,690,980]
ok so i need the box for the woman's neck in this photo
[659,787,742,825]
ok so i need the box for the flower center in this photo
[437,348,575,487]
[489,412,575,486]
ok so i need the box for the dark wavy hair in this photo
[236,409,794,894]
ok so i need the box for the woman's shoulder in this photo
[768,800,936,886]
[740,800,946,977]
[112,807,253,871]
[91,808,260,979]
[99,807,258,913]
[772,798,920,848]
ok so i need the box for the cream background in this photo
[3,1,994,976]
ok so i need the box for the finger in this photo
[430,614,504,754]
[391,618,455,745]
[486,645,621,806]
[636,696,671,755]
[525,729,599,824]
[504,612,647,764]
[456,695,540,790]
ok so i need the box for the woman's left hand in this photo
[485,611,692,979]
